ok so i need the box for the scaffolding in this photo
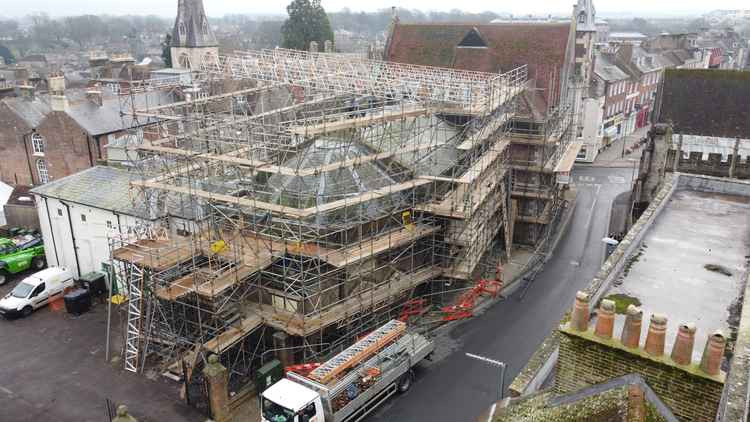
[109,49,526,403]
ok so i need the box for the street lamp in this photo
[466,353,507,401]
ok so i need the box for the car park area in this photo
[0,273,203,422]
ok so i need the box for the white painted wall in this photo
[577,96,605,162]
[35,196,140,278]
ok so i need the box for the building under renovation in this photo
[97,0,593,409]
[108,47,528,402]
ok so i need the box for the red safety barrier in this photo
[285,363,322,377]
[399,298,427,322]
[441,277,504,321]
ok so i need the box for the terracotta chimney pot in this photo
[670,323,696,365]
[644,313,668,357]
[595,299,616,339]
[700,330,726,376]
[621,304,643,348]
[571,291,590,332]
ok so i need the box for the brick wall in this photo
[0,102,34,185]
[556,329,724,422]
[35,112,97,183]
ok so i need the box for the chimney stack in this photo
[670,323,697,366]
[16,85,35,101]
[699,330,726,376]
[324,40,333,53]
[309,41,319,53]
[594,299,616,339]
[570,291,590,332]
[621,304,643,348]
[86,85,103,107]
[48,73,67,112]
[644,313,668,357]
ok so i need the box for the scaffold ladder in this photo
[124,262,146,373]
[308,319,406,383]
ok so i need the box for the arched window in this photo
[178,22,186,36]
[36,159,49,184]
[31,132,45,155]
[202,19,209,35]
[179,53,191,69]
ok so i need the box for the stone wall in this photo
[556,328,724,422]
[666,149,750,179]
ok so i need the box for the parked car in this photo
[0,233,46,285]
[0,267,74,318]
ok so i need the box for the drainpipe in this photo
[23,132,35,184]
[60,201,81,278]
[42,197,60,266]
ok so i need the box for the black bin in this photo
[79,271,107,297]
[64,289,92,315]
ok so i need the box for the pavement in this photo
[584,126,650,168]
[368,166,634,422]
[0,277,203,422]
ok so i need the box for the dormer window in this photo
[579,13,586,24]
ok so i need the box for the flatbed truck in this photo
[261,320,434,422]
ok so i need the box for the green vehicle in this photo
[0,233,46,286]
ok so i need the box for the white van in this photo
[0,267,75,318]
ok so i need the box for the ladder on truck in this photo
[308,320,406,384]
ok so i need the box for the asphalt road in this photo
[369,166,634,422]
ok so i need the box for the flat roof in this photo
[606,183,750,362]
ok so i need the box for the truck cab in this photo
[261,378,324,422]
[0,267,74,318]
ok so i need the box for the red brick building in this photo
[0,78,172,186]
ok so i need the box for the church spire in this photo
[171,0,217,48]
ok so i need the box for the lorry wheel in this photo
[397,371,413,393]
[22,306,33,317]
[32,256,46,270]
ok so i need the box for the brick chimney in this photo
[670,323,696,366]
[570,291,590,332]
[699,330,726,376]
[644,313,667,357]
[620,304,643,348]
[86,86,103,107]
[594,299,616,339]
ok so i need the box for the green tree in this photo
[281,0,334,51]
[162,33,173,68]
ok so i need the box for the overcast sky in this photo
[2,0,746,19]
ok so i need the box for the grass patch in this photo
[603,293,642,314]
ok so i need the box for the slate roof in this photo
[171,0,217,48]
[385,22,571,107]
[1,90,173,135]
[30,166,145,217]
[30,166,197,220]
[657,68,750,139]
[594,54,629,82]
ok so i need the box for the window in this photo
[31,133,44,155]
[178,22,186,36]
[57,208,63,217]
[81,214,87,223]
[31,283,45,297]
[202,19,209,35]
[36,159,49,184]
[300,403,317,422]
[106,220,113,229]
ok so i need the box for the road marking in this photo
[0,386,13,396]
[570,260,580,267]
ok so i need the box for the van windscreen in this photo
[11,282,34,298]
